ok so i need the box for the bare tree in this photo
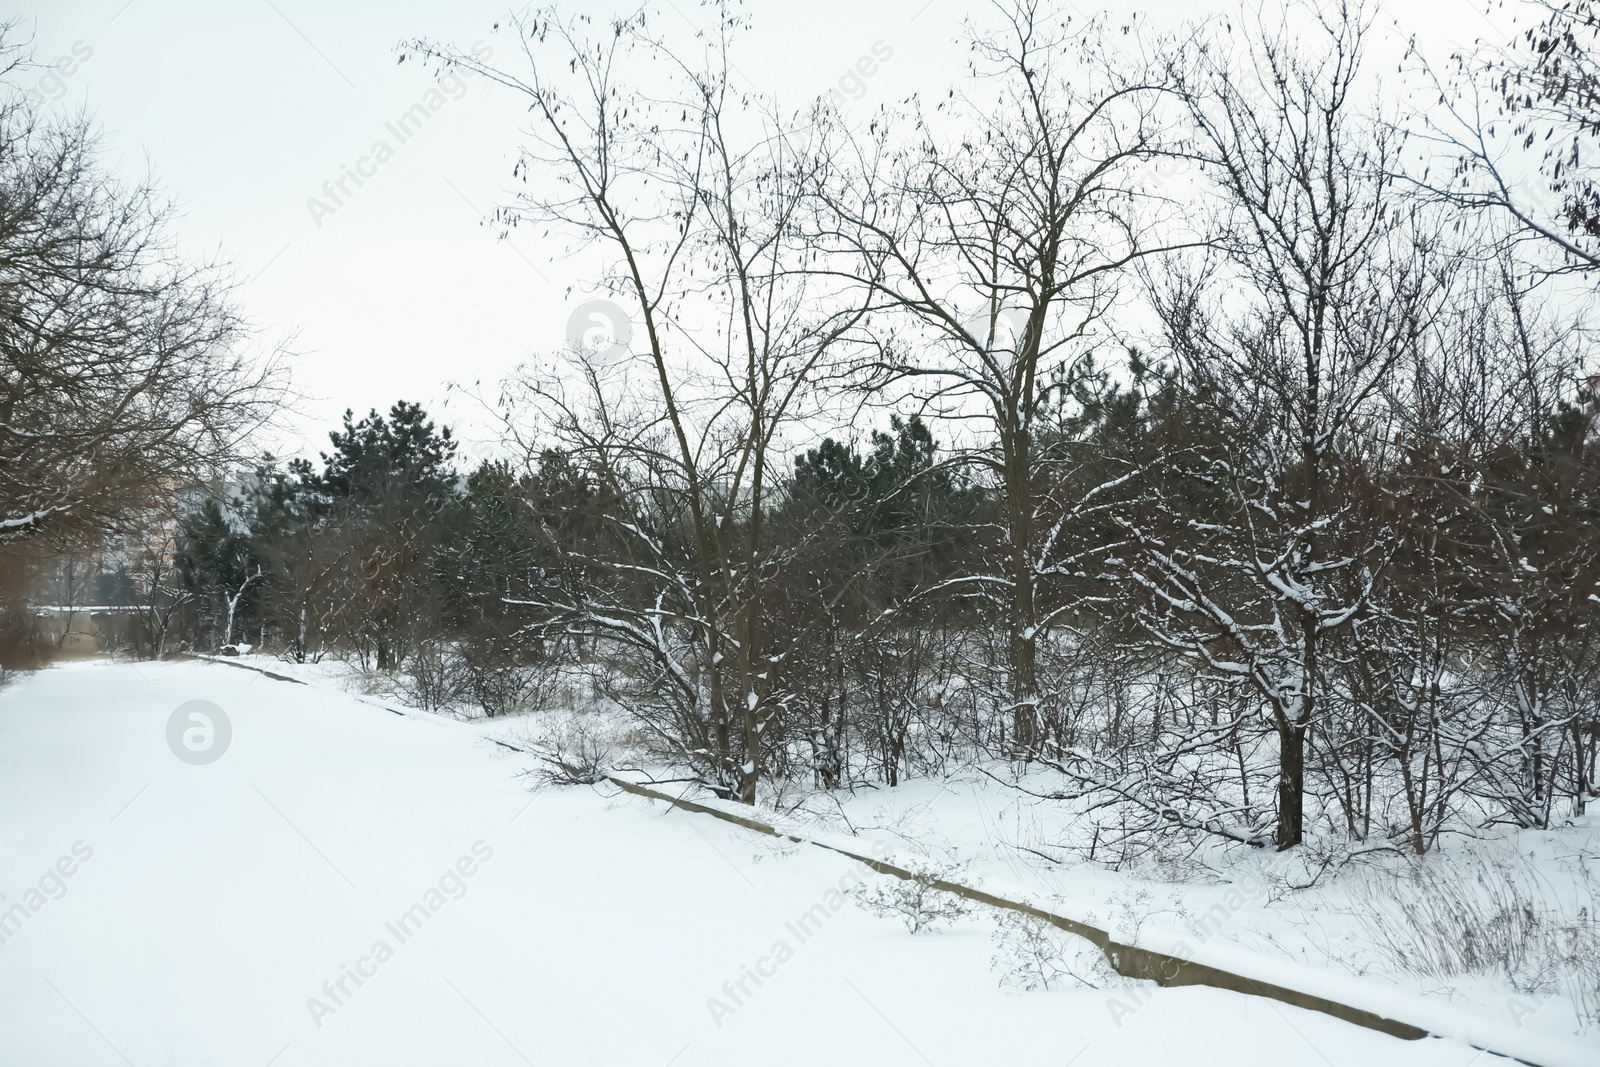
[412,7,860,801]
[0,105,281,548]
[814,0,1191,758]
[121,502,194,659]
[1130,1,1458,849]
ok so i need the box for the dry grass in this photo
[1346,850,1600,1030]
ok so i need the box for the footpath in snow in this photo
[0,659,1542,1066]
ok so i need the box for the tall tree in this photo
[413,8,860,801]
[311,403,460,670]
[176,495,261,648]
[0,28,279,547]
[1136,0,1453,849]
[816,0,1189,756]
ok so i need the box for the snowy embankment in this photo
[0,659,1548,1066]
[757,777,1600,1052]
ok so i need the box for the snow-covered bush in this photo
[989,910,1112,991]
[532,724,614,786]
[458,650,564,719]
[403,640,465,713]
[509,708,626,788]
[395,640,571,720]
[850,861,971,933]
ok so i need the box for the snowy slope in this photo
[0,660,1522,1066]
[751,776,1600,1051]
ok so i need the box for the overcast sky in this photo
[12,0,1513,460]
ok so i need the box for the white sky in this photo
[11,0,1512,461]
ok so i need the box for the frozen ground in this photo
[762,775,1600,1047]
[0,658,1573,1066]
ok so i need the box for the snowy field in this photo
[0,658,1579,1066]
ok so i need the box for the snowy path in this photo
[0,661,1508,1066]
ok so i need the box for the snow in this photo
[0,659,1541,1066]
[751,774,1600,1064]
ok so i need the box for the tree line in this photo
[7,2,1600,856]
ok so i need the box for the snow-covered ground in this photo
[0,658,1572,1066]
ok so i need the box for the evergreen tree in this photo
[176,495,261,648]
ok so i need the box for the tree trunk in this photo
[1010,622,1038,757]
[1574,716,1591,816]
[1005,422,1039,759]
[1276,720,1306,851]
